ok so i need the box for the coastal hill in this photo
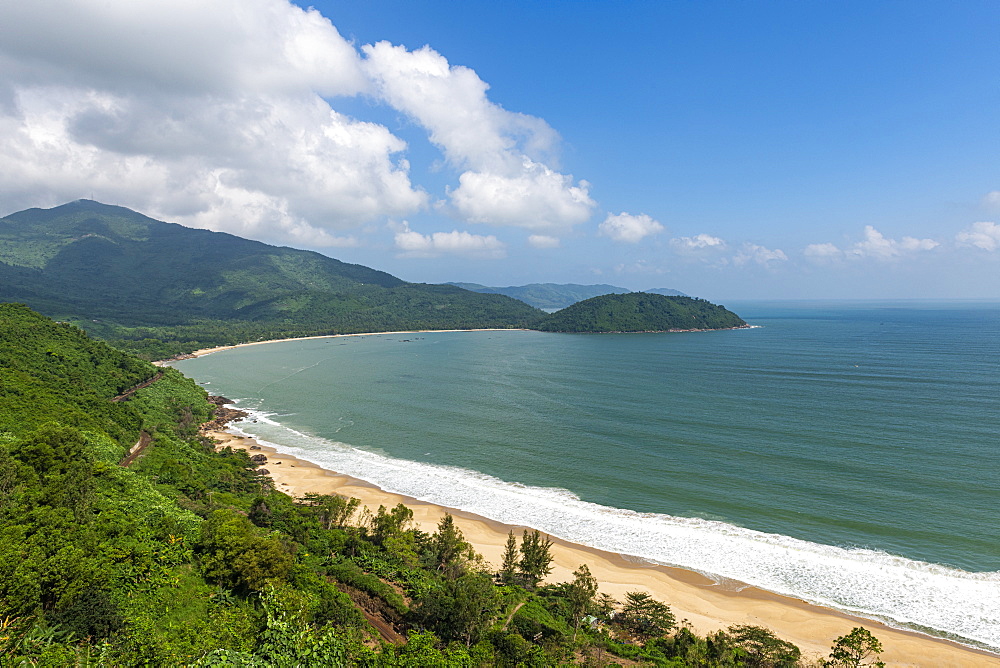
[536,292,746,333]
[448,281,687,310]
[0,303,884,666]
[0,200,544,357]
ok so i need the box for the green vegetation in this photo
[0,304,883,666]
[0,200,545,359]
[537,292,747,333]
[448,282,689,310]
[0,202,748,359]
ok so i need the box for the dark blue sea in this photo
[174,301,1000,650]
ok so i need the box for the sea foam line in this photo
[228,406,1000,651]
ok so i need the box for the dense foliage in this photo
[0,201,545,358]
[536,293,747,333]
[448,283,689,311]
[0,305,884,666]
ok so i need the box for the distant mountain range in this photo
[447,282,687,311]
[0,200,543,357]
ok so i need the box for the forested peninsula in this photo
[536,293,747,333]
[1,303,886,665]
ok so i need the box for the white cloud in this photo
[598,212,665,243]
[849,226,939,260]
[393,222,505,258]
[363,41,595,232]
[0,0,597,244]
[670,233,726,251]
[982,191,1000,211]
[447,160,594,231]
[527,234,560,249]
[956,221,1000,251]
[0,0,427,244]
[804,242,843,260]
[733,243,788,267]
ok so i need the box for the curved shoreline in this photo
[154,325,747,364]
[207,425,1000,667]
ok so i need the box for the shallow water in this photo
[175,300,1000,649]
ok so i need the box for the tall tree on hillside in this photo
[498,530,519,585]
[517,529,553,589]
[615,591,675,641]
[826,627,885,668]
[567,564,599,641]
[430,513,475,579]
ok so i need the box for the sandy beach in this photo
[207,426,1000,667]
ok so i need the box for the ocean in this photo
[173,300,1000,651]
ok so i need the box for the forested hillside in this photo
[0,304,881,666]
[537,293,747,333]
[0,201,544,358]
[448,282,688,310]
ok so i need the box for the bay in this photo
[174,300,1000,649]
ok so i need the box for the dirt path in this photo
[111,371,164,403]
[119,431,152,467]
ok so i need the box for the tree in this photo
[593,592,618,620]
[197,509,293,592]
[414,570,501,647]
[518,529,553,589]
[725,624,801,667]
[367,503,413,545]
[498,530,519,585]
[566,564,599,641]
[826,627,885,668]
[300,493,359,530]
[615,591,675,641]
[429,513,475,579]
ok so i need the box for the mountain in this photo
[0,200,544,356]
[642,287,688,298]
[447,282,687,310]
[536,293,746,333]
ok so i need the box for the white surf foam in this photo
[228,405,1000,651]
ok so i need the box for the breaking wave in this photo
[228,404,1000,651]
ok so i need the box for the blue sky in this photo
[1,1,998,299]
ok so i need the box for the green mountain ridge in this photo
[448,281,687,310]
[0,201,745,356]
[0,200,544,357]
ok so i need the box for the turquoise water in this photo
[174,301,1000,649]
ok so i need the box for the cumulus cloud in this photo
[956,221,1000,251]
[598,212,665,243]
[803,227,940,262]
[803,242,843,260]
[363,41,595,232]
[670,233,726,251]
[393,222,505,258]
[0,0,427,243]
[448,160,594,231]
[527,234,560,249]
[733,243,788,267]
[0,0,595,246]
[982,191,1000,211]
[849,226,939,259]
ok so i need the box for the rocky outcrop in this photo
[201,395,249,431]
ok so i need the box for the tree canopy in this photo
[536,293,746,333]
